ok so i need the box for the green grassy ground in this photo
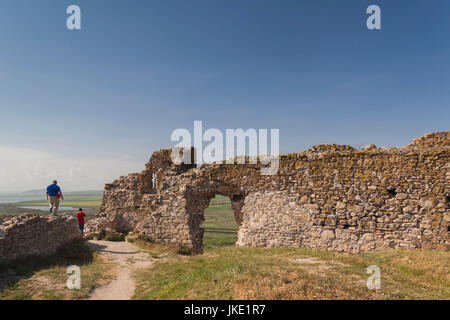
[131,197,450,300]
[16,196,103,208]
[0,240,113,300]
[201,196,238,248]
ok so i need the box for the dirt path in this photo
[85,240,154,300]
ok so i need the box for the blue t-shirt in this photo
[47,184,61,197]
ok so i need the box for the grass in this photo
[201,196,238,249]
[131,197,450,300]
[16,196,103,208]
[0,239,113,300]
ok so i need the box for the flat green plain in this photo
[16,196,103,208]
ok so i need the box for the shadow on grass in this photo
[86,241,138,255]
[0,239,94,292]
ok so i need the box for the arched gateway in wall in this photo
[87,132,450,254]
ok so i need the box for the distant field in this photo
[16,196,103,208]
[0,195,102,217]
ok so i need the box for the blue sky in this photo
[0,0,448,191]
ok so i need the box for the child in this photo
[76,208,86,236]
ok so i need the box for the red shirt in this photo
[76,211,86,224]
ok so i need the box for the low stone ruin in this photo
[0,214,81,263]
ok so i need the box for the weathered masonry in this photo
[88,132,449,254]
[0,214,81,263]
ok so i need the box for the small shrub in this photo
[103,232,126,242]
[176,244,193,255]
[96,229,126,242]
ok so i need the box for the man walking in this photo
[46,180,64,214]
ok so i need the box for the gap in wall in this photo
[200,195,238,249]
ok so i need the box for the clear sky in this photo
[0,0,448,192]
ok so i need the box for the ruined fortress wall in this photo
[93,132,449,254]
[99,173,143,233]
[237,149,449,253]
[0,214,81,263]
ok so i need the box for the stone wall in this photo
[0,214,81,263]
[89,132,449,254]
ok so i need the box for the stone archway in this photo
[185,185,245,254]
